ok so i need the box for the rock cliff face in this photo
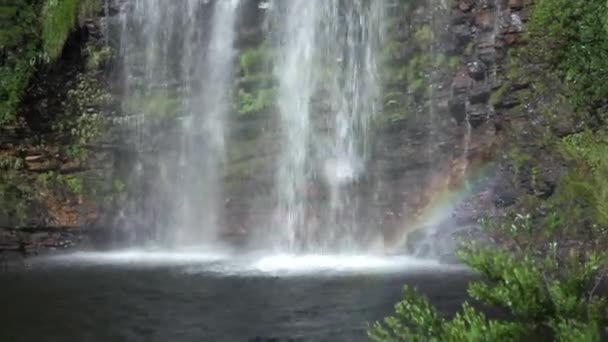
[0,1,120,254]
[2,0,547,256]
[347,0,533,254]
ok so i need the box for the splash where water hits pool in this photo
[38,249,465,277]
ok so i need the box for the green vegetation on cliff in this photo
[236,43,276,116]
[41,0,82,60]
[0,2,38,124]
[376,1,458,128]
[530,0,608,107]
[0,0,100,125]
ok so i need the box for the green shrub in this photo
[555,130,608,227]
[239,44,272,76]
[414,25,433,47]
[560,130,608,170]
[238,88,276,115]
[62,175,84,194]
[369,215,608,342]
[112,179,126,193]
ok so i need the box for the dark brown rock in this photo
[475,9,497,32]
[458,0,475,12]
[508,0,525,10]
[453,68,473,90]
[451,11,473,25]
[467,60,487,81]
[467,104,491,127]
[469,86,491,104]
[449,97,468,123]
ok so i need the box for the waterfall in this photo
[270,1,384,252]
[118,0,241,247]
[270,1,316,251]
[174,0,242,245]
[113,0,470,256]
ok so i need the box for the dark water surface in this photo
[0,254,472,342]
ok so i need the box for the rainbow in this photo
[383,161,496,253]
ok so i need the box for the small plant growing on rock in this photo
[53,73,109,148]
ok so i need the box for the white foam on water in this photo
[250,254,441,274]
[40,250,461,277]
[45,250,231,266]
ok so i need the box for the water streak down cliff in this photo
[269,1,384,252]
[117,0,241,247]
